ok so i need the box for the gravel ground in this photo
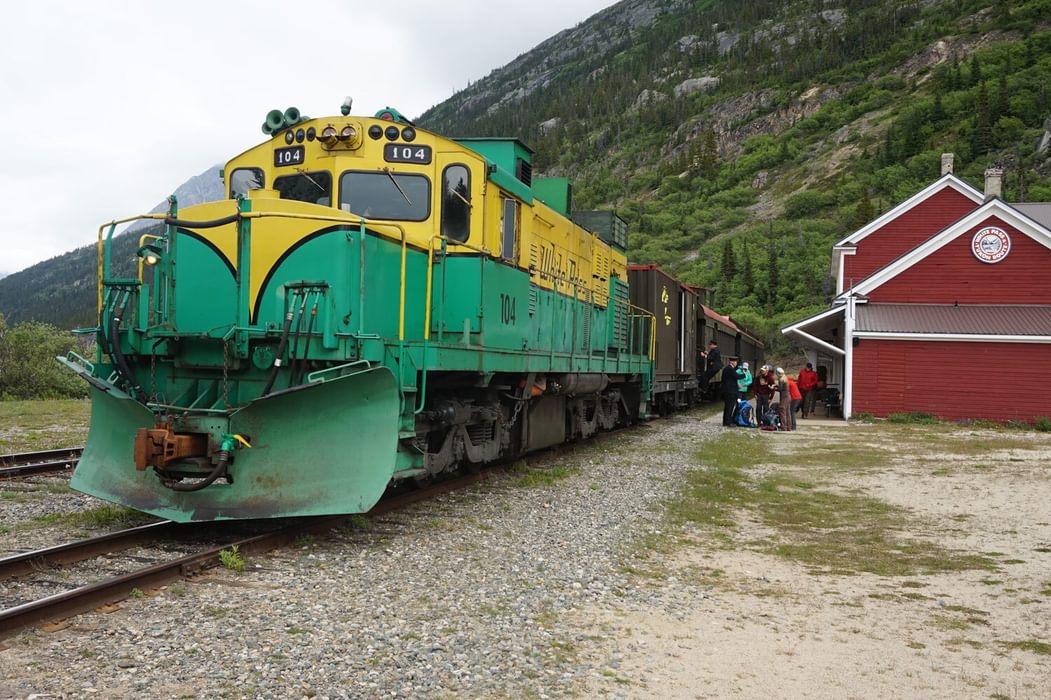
[0,412,717,698]
[0,476,106,555]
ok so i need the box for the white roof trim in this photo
[834,174,983,247]
[852,199,1051,296]
[854,331,1051,343]
[781,303,846,334]
[783,328,846,355]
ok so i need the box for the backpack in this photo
[735,399,756,427]
[761,406,781,429]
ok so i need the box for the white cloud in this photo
[0,0,616,274]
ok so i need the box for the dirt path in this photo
[579,417,1051,699]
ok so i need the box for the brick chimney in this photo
[940,153,954,176]
[984,167,1003,200]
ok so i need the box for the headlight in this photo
[319,126,338,146]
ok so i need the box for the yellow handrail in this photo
[96,214,168,313]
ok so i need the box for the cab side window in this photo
[229,168,264,199]
[500,198,518,260]
[441,165,471,242]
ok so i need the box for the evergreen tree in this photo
[720,239,738,285]
[931,92,946,123]
[699,128,719,179]
[740,245,755,297]
[854,189,875,227]
[973,81,993,155]
[996,72,1010,120]
[969,53,982,87]
[765,238,779,313]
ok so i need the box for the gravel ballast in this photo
[0,413,717,698]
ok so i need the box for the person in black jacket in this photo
[703,340,722,381]
[721,356,741,426]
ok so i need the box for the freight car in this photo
[60,101,757,523]
[626,275,764,406]
[628,265,699,414]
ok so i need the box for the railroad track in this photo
[0,470,486,640]
[0,447,83,479]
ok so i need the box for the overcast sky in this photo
[0,0,618,276]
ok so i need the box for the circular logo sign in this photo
[971,226,1011,263]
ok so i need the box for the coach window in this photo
[441,165,471,242]
[229,168,264,199]
[273,171,333,205]
[339,171,430,220]
[500,197,518,260]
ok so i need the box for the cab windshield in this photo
[339,171,430,220]
[273,171,333,205]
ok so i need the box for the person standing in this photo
[786,373,802,430]
[774,367,801,431]
[721,356,741,426]
[703,340,722,381]
[775,367,791,431]
[798,362,819,418]
[754,365,776,422]
[737,361,753,400]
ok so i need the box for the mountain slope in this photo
[418,0,1051,346]
[0,167,223,326]
[2,0,1050,347]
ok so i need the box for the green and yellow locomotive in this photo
[63,102,657,522]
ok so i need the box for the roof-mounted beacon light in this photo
[341,96,353,116]
[373,106,415,125]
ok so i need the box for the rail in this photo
[0,471,486,641]
[0,448,83,479]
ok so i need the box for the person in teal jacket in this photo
[737,361,753,399]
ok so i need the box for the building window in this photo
[339,171,430,220]
[441,165,471,242]
[229,168,264,199]
[501,198,518,260]
[273,171,332,205]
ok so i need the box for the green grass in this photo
[886,411,940,424]
[20,504,151,530]
[511,462,582,487]
[0,399,91,453]
[660,432,998,577]
[1000,640,1051,655]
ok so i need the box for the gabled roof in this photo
[847,198,1051,297]
[834,173,984,248]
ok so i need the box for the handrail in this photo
[96,214,168,313]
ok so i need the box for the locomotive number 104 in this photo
[499,293,517,325]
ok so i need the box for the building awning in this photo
[855,304,1051,340]
[781,304,846,356]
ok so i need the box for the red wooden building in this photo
[783,161,1051,422]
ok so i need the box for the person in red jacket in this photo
[797,362,819,418]
[786,373,802,430]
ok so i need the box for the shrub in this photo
[1034,416,1051,432]
[783,191,834,218]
